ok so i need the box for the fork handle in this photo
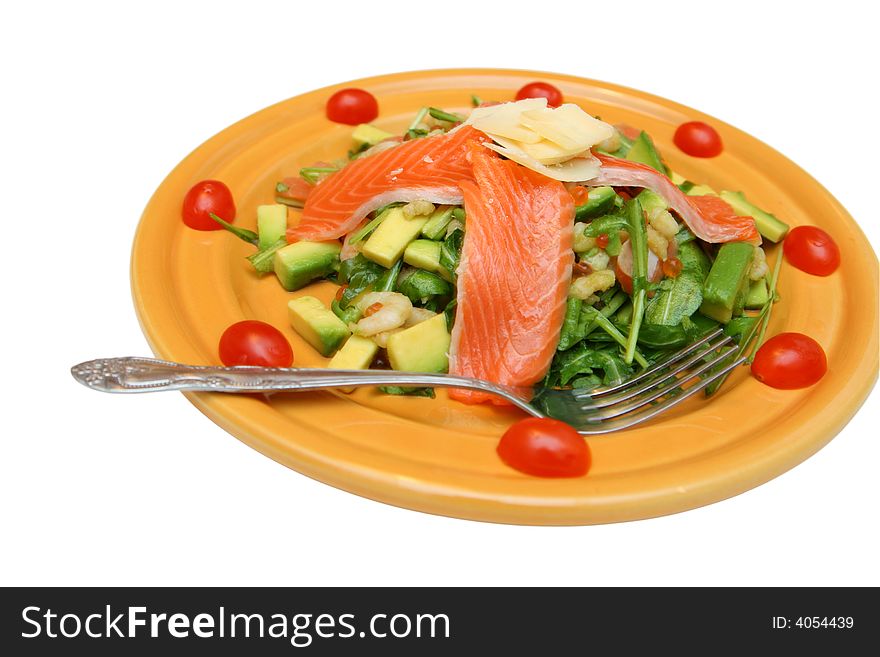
[70,357,534,409]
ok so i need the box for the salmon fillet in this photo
[291,126,487,241]
[449,145,575,404]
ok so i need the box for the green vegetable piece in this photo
[574,186,617,220]
[378,386,436,398]
[745,277,769,309]
[397,270,452,303]
[273,241,341,291]
[331,298,362,325]
[387,314,450,373]
[676,241,711,282]
[699,242,755,323]
[403,239,453,281]
[557,297,583,351]
[428,107,465,123]
[719,190,790,243]
[420,206,455,241]
[637,189,668,215]
[247,238,287,274]
[352,123,394,147]
[329,334,378,370]
[645,274,703,326]
[348,208,392,245]
[362,207,430,268]
[288,296,349,357]
[623,199,649,365]
[257,204,288,250]
[724,316,759,341]
[299,166,338,184]
[439,229,464,281]
[209,213,258,245]
[625,131,665,173]
[275,196,304,209]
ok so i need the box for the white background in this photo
[2,0,877,587]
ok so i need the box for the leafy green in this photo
[337,255,387,308]
[378,386,436,398]
[623,199,648,365]
[246,238,286,273]
[557,297,583,351]
[209,213,258,245]
[440,228,464,280]
[428,107,464,123]
[645,275,703,326]
[676,240,711,283]
[545,343,634,389]
[331,298,361,324]
[397,270,452,303]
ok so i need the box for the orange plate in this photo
[132,69,878,525]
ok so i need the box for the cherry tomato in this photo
[326,88,378,125]
[219,320,293,368]
[182,180,236,231]
[751,332,827,389]
[515,81,563,107]
[673,121,723,158]
[497,418,590,478]
[783,226,840,276]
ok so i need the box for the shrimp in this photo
[405,307,437,327]
[354,291,412,336]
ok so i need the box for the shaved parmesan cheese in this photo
[460,98,613,180]
[484,142,601,182]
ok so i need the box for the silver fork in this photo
[70,328,744,435]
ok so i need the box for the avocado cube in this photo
[574,186,617,221]
[387,314,450,373]
[273,241,341,291]
[328,335,378,392]
[636,188,668,215]
[288,296,350,357]
[352,123,394,147]
[744,277,770,309]
[625,131,665,172]
[699,242,755,323]
[362,207,430,268]
[403,239,453,281]
[719,190,789,243]
[257,204,288,250]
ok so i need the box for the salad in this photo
[185,80,836,477]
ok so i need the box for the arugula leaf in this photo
[439,228,464,280]
[246,238,286,273]
[551,343,634,387]
[378,386,436,398]
[645,274,703,326]
[557,297,583,351]
[397,270,452,303]
[337,255,386,308]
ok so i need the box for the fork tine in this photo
[580,334,733,409]
[573,355,747,434]
[589,328,725,398]
[589,345,740,421]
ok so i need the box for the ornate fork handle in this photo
[70,357,536,412]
